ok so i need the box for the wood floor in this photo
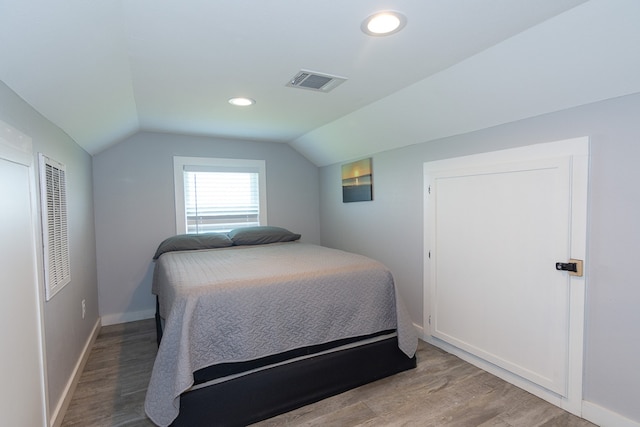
[62,319,597,427]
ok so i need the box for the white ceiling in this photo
[1,0,639,166]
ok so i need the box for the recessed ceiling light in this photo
[228,97,255,107]
[361,11,407,36]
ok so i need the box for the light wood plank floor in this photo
[62,319,597,426]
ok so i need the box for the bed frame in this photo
[155,299,416,427]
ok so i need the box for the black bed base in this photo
[172,337,416,427]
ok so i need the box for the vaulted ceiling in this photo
[1,0,639,166]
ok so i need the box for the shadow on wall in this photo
[125,263,156,325]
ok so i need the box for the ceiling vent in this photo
[286,70,347,92]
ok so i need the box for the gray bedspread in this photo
[144,242,417,426]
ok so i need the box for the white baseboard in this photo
[582,401,640,427]
[49,317,101,427]
[100,308,155,326]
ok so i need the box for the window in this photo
[38,153,71,300]
[174,157,267,234]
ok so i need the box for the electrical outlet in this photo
[82,299,86,319]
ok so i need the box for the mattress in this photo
[189,330,397,390]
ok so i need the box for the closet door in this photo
[424,137,588,414]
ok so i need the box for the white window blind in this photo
[174,157,267,234]
[38,153,70,300]
[184,169,260,233]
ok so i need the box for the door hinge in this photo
[428,185,431,194]
[428,315,431,325]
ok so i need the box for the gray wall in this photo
[0,81,99,422]
[93,131,321,324]
[319,93,640,423]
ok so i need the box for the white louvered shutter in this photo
[39,154,70,300]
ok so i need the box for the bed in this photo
[144,227,418,427]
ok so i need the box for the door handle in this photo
[556,262,577,272]
[555,259,583,277]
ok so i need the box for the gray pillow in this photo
[228,226,301,246]
[153,232,233,259]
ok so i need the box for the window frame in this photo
[173,156,267,234]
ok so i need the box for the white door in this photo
[0,125,47,426]
[424,138,588,414]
